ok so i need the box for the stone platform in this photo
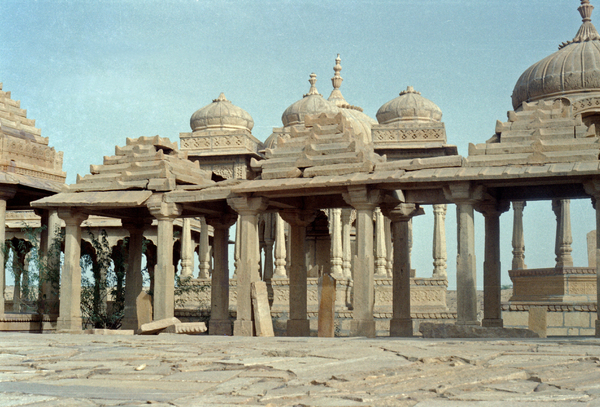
[1,332,599,406]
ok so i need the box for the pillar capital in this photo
[443,182,485,204]
[57,209,89,226]
[147,197,182,220]
[122,218,152,234]
[512,200,526,211]
[342,186,381,210]
[227,195,268,215]
[475,200,510,218]
[381,203,424,222]
[585,179,600,199]
[279,209,318,227]
[206,212,238,229]
[0,186,16,201]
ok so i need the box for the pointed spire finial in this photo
[332,54,343,90]
[304,73,321,97]
[560,0,600,48]
[213,92,230,103]
[580,0,594,22]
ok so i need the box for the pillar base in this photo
[595,320,600,338]
[286,319,310,337]
[120,316,139,331]
[233,320,254,336]
[482,318,503,328]
[209,319,233,336]
[57,316,82,332]
[390,318,413,337]
[350,319,376,338]
[456,320,481,326]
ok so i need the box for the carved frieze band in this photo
[181,135,258,152]
[573,97,600,113]
[372,128,444,143]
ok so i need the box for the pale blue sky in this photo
[0,0,595,289]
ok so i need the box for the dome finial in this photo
[560,0,600,48]
[332,54,343,90]
[213,92,229,103]
[304,73,321,97]
[580,0,594,22]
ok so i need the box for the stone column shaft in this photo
[343,186,381,338]
[584,181,600,337]
[56,210,88,332]
[330,208,344,279]
[0,189,15,315]
[456,203,478,325]
[374,208,387,277]
[553,199,573,268]
[148,200,182,322]
[263,213,274,281]
[198,216,211,279]
[38,209,60,314]
[383,203,423,337]
[511,201,526,270]
[207,214,236,335]
[121,220,148,330]
[477,202,508,328]
[228,196,268,336]
[273,214,287,278]
[341,209,353,280]
[180,218,193,278]
[280,210,316,337]
[432,204,448,278]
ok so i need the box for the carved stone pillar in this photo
[343,186,381,337]
[329,208,344,279]
[584,180,600,337]
[374,207,387,277]
[207,213,237,335]
[273,214,287,279]
[180,218,193,278]
[198,216,211,279]
[0,188,15,315]
[444,183,483,326]
[476,201,509,328]
[280,209,317,337]
[382,203,424,337]
[511,201,526,270]
[121,219,150,330]
[147,199,182,321]
[263,213,275,281]
[385,217,393,277]
[552,199,573,268]
[432,204,448,279]
[56,209,88,332]
[227,196,268,336]
[341,208,353,280]
[233,215,241,279]
[37,209,61,314]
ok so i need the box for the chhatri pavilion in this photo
[3,0,600,337]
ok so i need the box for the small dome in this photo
[281,73,340,127]
[512,1,600,110]
[190,93,254,132]
[376,86,442,124]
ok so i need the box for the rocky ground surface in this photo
[1,332,600,406]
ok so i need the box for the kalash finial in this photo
[332,54,343,90]
[303,73,321,97]
[213,92,230,103]
[560,0,600,49]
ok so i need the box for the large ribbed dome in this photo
[190,93,254,132]
[376,86,442,124]
[281,73,340,127]
[512,1,600,110]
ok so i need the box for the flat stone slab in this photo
[83,329,134,335]
[137,317,181,335]
[419,322,539,338]
[162,322,206,335]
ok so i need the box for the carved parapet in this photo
[509,267,597,303]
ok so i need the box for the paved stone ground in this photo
[1,333,600,406]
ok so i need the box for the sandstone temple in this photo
[2,1,600,338]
